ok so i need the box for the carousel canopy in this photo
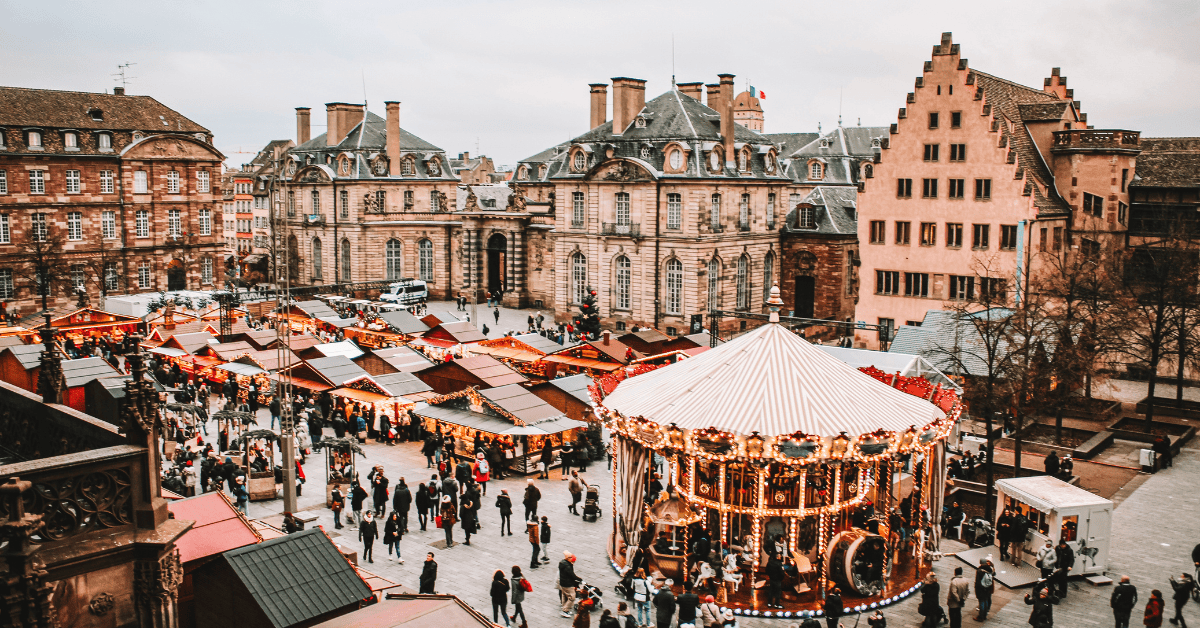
[602,323,946,439]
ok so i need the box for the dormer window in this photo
[872,138,881,148]
[709,149,722,173]
[797,205,817,229]
[427,159,442,177]
[573,151,587,172]
[132,131,144,142]
[88,108,103,122]
[809,161,824,180]
[864,164,874,178]
[538,165,547,178]
[401,158,414,176]
[764,151,777,174]
[26,130,42,149]
[668,149,683,171]
[518,166,528,180]
[640,147,650,159]
[819,138,829,148]
[64,132,78,150]
[97,133,112,151]
[738,149,749,172]
[635,116,647,128]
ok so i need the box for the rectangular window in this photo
[974,178,991,200]
[710,193,721,228]
[865,220,884,244]
[427,190,438,212]
[310,189,320,214]
[167,170,180,194]
[948,275,975,300]
[29,170,45,194]
[197,170,210,193]
[0,171,6,195]
[895,221,911,245]
[104,263,119,291]
[199,208,212,236]
[766,193,776,229]
[0,215,7,244]
[1118,201,1128,225]
[0,269,12,299]
[615,192,630,226]
[1083,192,1104,217]
[904,272,929,297]
[920,222,937,246]
[983,278,1007,301]
[739,193,750,230]
[102,211,116,239]
[71,265,85,291]
[340,190,349,219]
[950,111,962,128]
[922,178,938,198]
[100,170,114,193]
[65,169,81,193]
[67,212,82,240]
[946,222,963,248]
[403,190,414,208]
[875,270,900,295]
[928,112,939,129]
[879,318,895,342]
[168,209,181,237]
[1121,168,1129,193]
[136,210,149,238]
[972,224,990,250]
[201,257,213,284]
[949,144,966,161]
[948,179,965,199]
[666,193,681,230]
[923,144,940,162]
[1000,224,1018,250]
[138,263,151,289]
[897,178,912,198]
[134,170,147,193]
[31,213,46,242]
[1053,226,1063,252]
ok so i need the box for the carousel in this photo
[597,288,962,619]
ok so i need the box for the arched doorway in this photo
[287,235,300,284]
[795,276,815,318]
[167,259,186,291]
[486,232,507,296]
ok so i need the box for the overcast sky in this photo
[2,0,1197,169]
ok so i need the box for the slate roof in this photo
[444,355,527,387]
[367,371,432,397]
[377,311,430,335]
[372,346,433,372]
[543,374,595,407]
[760,132,821,155]
[783,186,858,235]
[775,125,888,186]
[427,321,487,344]
[0,86,209,133]
[288,111,453,182]
[219,528,371,628]
[479,384,566,423]
[1133,138,1200,188]
[888,308,1018,378]
[304,356,369,387]
[61,357,121,388]
[2,343,45,370]
[510,333,572,355]
[293,300,339,319]
[456,184,513,211]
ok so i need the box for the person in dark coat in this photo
[676,581,699,627]
[652,583,676,628]
[824,587,844,628]
[358,511,378,563]
[496,489,514,536]
[422,436,439,468]
[369,467,390,517]
[439,495,457,547]
[1044,451,1060,477]
[523,479,541,522]
[350,480,368,525]
[527,519,541,569]
[919,573,943,628]
[393,478,412,533]
[1170,572,1193,627]
[511,566,529,626]
[975,557,996,620]
[1153,435,1173,470]
[765,554,785,609]
[415,483,432,531]
[559,552,581,617]
[1111,575,1138,628]
[996,508,1014,561]
[1147,589,1166,628]
[419,552,438,594]
[1053,539,1075,598]
[490,570,511,627]
[330,486,345,529]
[383,512,403,562]
[539,440,553,479]
[1024,580,1057,628]
[459,485,479,546]
[441,475,458,510]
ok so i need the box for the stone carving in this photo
[88,592,115,616]
[0,478,57,628]
[370,155,388,176]
[600,161,647,182]
[149,140,187,157]
[463,187,480,212]
[299,169,326,183]
[0,468,136,543]
[506,184,526,212]
[134,549,183,628]
[36,318,64,406]
[434,190,448,213]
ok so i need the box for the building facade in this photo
[0,86,224,316]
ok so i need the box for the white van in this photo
[378,279,428,305]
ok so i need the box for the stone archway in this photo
[167,259,186,291]
[486,232,507,296]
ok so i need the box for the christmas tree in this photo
[577,286,601,339]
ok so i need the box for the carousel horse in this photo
[692,560,716,591]
[722,553,744,592]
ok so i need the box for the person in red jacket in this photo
[473,452,491,496]
[1145,589,1165,628]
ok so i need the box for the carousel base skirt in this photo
[608,547,930,618]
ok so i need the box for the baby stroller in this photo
[582,484,603,522]
[574,580,603,612]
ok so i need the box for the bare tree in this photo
[14,228,69,315]
[82,238,124,311]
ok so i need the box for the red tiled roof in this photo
[168,492,260,564]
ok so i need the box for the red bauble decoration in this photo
[590,290,597,296]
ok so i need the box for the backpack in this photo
[477,460,489,475]
[979,570,993,589]
[521,578,533,592]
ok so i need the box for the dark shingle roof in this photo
[369,371,432,397]
[61,357,121,388]
[377,311,430,335]
[372,346,433,372]
[479,384,564,423]
[775,126,888,186]
[220,528,371,628]
[1133,138,1200,188]
[294,112,441,153]
[0,86,209,132]
[784,187,857,235]
[305,356,369,387]
[544,373,595,407]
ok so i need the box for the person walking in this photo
[232,476,248,514]
[416,483,432,531]
[630,568,652,627]
[511,566,529,628]
[919,573,942,628]
[1024,581,1056,628]
[459,485,479,546]
[496,489,513,536]
[1037,540,1057,580]
[523,479,541,522]
[441,474,458,511]
[473,452,491,496]
[560,441,574,480]
[765,553,784,609]
[419,552,438,594]
[370,467,390,517]
[394,478,412,533]
[526,519,541,569]
[1170,572,1193,627]
[653,580,676,628]
[1113,575,1139,628]
[422,435,439,468]
[539,440,553,479]
[439,495,457,548]
[359,511,378,563]
[559,551,581,618]
[568,471,585,515]
[494,307,500,325]
[383,512,403,563]
[330,485,345,529]
[824,586,844,628]
[490,570,511,627]
[350,480,368,526]
[947,566,971,628]
[975,556,996,621]
[540,516,552,563]
[1147,589,1166,628]
[1054,538,1075,599]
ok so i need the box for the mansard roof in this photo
[773,125,888,186]
[783,186,858,236]
[293,111,441,153]
[287,111,453,181]
[0,86,209,133]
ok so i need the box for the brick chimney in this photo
[705,84,720,109]
[385,101,401,176]
[611,77,646,136]
[718,74,736,166]
[589,83,608,130]
[326,103,344,146]
[296,107,311,145]
[113,86,125,96]
[677,82,704,101]
[602,329,611,346]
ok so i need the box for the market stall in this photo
[46,308,142,344]
[413,354,527,395]
[342,321,407,349]
[364,346,433,374]
[540,332,638,377]
[995,476,1111,575]
[312,436,365,506]
[236,429,281,501]
[331,372,434,436]
[60,356,122,412]
[413,384,586,474]
[597,290,962,617]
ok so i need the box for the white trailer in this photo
[996,475,1112,576]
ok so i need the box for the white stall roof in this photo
[996,476,1110,513]
[813,345,961,393]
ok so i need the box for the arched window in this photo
[573,151,586,172]
[809,162,823,179]
[763,251,775,301]
[518,166,528,181]
[666,259,683,315]
[311,237,322,280]
[739,149,749,172]
[615,256,631,310]
[418,239,434,282]
[571,253,587,303]
[864,163,874,178]
[341,239,351,282]
[736,255,750,309]
[385,239,402,280]
[707,257,721,311]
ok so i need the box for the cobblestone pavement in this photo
[216,304,1200,627]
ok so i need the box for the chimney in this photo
[326,103,343,146]
[385,101,401,176]
[295,107,311,145]
[705,83,721,109]
[611,77,646,135]
[459,151,470,160]
[677,82,704,101]
[718,74,736,166]
[113,86,125,96]
[602,329,611,346]
[589,83,608,130]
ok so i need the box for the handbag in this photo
[521,578,533,592]
[436,515,443,528]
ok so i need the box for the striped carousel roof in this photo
[601,323,945,439]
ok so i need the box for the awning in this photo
[413,337,458,349]
[150,347,187,357]
[332,388,392,404]
[541,354,623,372]
[272,374,329,391]
[215,362,267,376]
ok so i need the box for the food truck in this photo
[995,475,1112,575]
